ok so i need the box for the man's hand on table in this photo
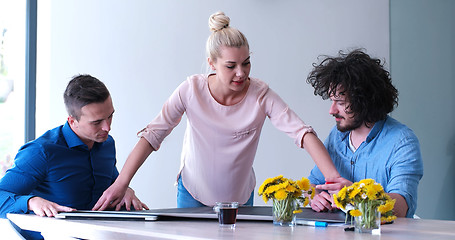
[310,177,353,212]
[28,196,76,217]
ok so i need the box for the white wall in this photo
[36,0,389,208]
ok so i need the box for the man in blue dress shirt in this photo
[306,49,424,218]
[0,74,148,238]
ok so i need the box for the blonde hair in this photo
[206,11,249,62]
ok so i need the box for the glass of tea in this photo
[213,202,239,228]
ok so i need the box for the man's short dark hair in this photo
[63,74,110,120]
[307,49,398,124]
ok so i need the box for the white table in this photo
[0,218,25,240]
[7,213,455,240]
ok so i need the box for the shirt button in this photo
[351,161,355,165]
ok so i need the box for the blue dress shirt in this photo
[0,122,119,218]
[308,116,424,218]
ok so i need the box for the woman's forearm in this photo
[116,137,154,187]
[302,132,340,179]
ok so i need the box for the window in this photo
[0,0,26,177]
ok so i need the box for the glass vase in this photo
[272,198,296,227]
[354,202,381,235]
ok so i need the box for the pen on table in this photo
[296,220,328,227]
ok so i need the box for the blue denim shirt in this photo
[308,116,424,218]
[0,122,119,218]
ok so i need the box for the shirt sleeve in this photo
[111,138,119,182]
[308,166,325,185]
[260,88,315,148]
[0,143,47,218]
[137,80,187,151]
[386,133,424,218]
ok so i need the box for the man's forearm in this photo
[388,193,408,217]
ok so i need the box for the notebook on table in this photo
[56,206,347,223]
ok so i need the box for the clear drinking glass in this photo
[213,202,239,228]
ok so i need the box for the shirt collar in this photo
[337,130,350,142]
[365,116,387,143]
[62,121,86,149]
[336,116,388,143]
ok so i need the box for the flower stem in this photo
[273,198,295,223]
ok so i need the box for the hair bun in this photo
[208,11,230,32]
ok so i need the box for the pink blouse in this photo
[138,74,315,205]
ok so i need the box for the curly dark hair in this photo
[63,74,110,120]
[306,49,398,124]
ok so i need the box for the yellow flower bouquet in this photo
[258,175,314,226]
[333,179,397,233]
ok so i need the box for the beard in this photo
[334,114,363,132]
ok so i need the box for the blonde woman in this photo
[94,11,340,210]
